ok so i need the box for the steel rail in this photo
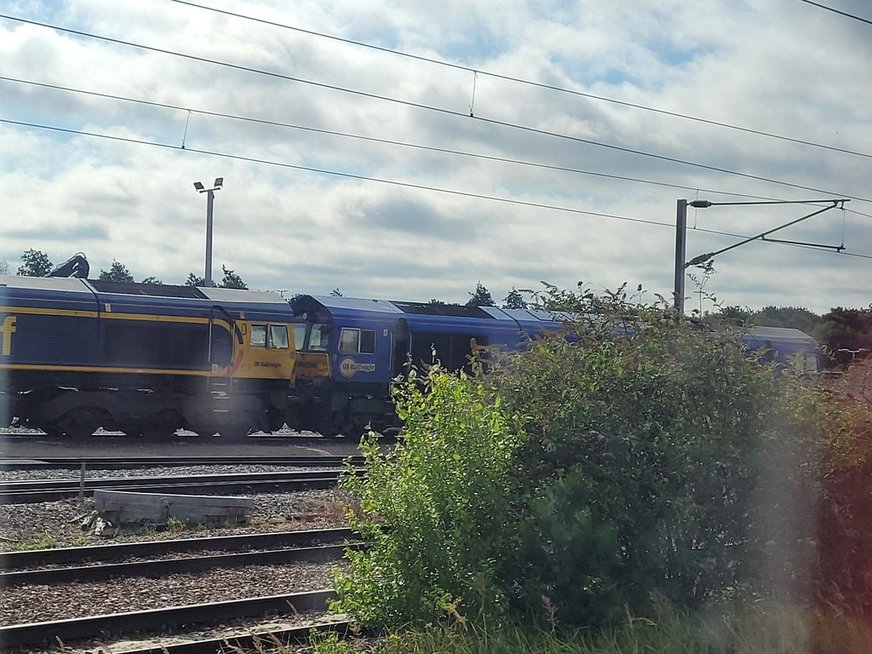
[0,454,365,470]
[0,589,336,648]
[0,543,350,586]
[121,621,352,654]
[1,470,353,504]
[1,527,354,568]
[3,469,344,491]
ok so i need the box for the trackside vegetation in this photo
[328,286,872,652]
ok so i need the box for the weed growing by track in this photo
[10,530,57,550]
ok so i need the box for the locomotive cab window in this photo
[250,324,267,348]
[308,323,331,351]
[251,323,289,349]
[339,328,376,355]
[293,323,307,351]
[270,324,289,349]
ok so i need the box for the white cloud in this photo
[1,0,870,313]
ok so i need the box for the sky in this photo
[1,0,870,315]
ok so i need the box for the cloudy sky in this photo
[1,0,870,314]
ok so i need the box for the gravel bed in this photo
[0,560,340,625]
[9,610,340,654]
[0,490,348,552]
[0,464,343,482]
[0,433,358,652]
[1,486,353,652]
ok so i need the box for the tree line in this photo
[715,303,872,368]
[8,249,248,289]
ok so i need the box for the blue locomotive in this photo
[287,295,565,436]
[0,275,297,438]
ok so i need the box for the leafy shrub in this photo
[812,365,872,613]
[489,303,826,624]
[334,285,868,631]
[332,367,523,627]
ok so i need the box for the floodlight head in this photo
[193,181,205,191]
[214,177,223,188]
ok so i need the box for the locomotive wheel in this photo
[138,411,182,439]
[266,407,286,432]
[57,408,102,438]
[38,424,64,438]
[190,424,217,437]
[218,422,251,439]
[129,424,179,439]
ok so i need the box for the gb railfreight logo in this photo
[339,357,376,378]
[1,315,16,356]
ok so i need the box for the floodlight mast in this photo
[193,178,224,287]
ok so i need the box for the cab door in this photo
[234,321,295,381]
[334,325,391,384]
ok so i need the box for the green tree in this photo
[333,367,523,627]
[502,287,527,309]
[466,281,495,307]
[815,307,872,365]
[220,265,247,289]
[98,260,134,283]
[754,306,821,333]
[185,272,216,287]
[715,305,753,326]
[0,259,8,275]
[17,249,53,277]
[186,266,246,289]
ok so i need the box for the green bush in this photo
[332,367,524,627]
[490,313,825,624]
[333,286,848,630]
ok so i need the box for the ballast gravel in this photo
[0,489,348,551]
[0,464,355,652]
[0,463,343,482]
[0,561,340,625]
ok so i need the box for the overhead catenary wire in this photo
[798,0,872,26]
[5,116,871,263]
[169,0,872,162]
[5,76,872,223]
[0,74,842,207]
[1,14,869,205]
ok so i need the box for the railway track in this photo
[0,454,365,470]
[0,527,355,585]
[0,528,356,649]
[0,589,342,650]
[0,469,353,504]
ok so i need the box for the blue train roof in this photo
[1,276,292,322]
[290,294,565,337]
[742,325,818,350]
